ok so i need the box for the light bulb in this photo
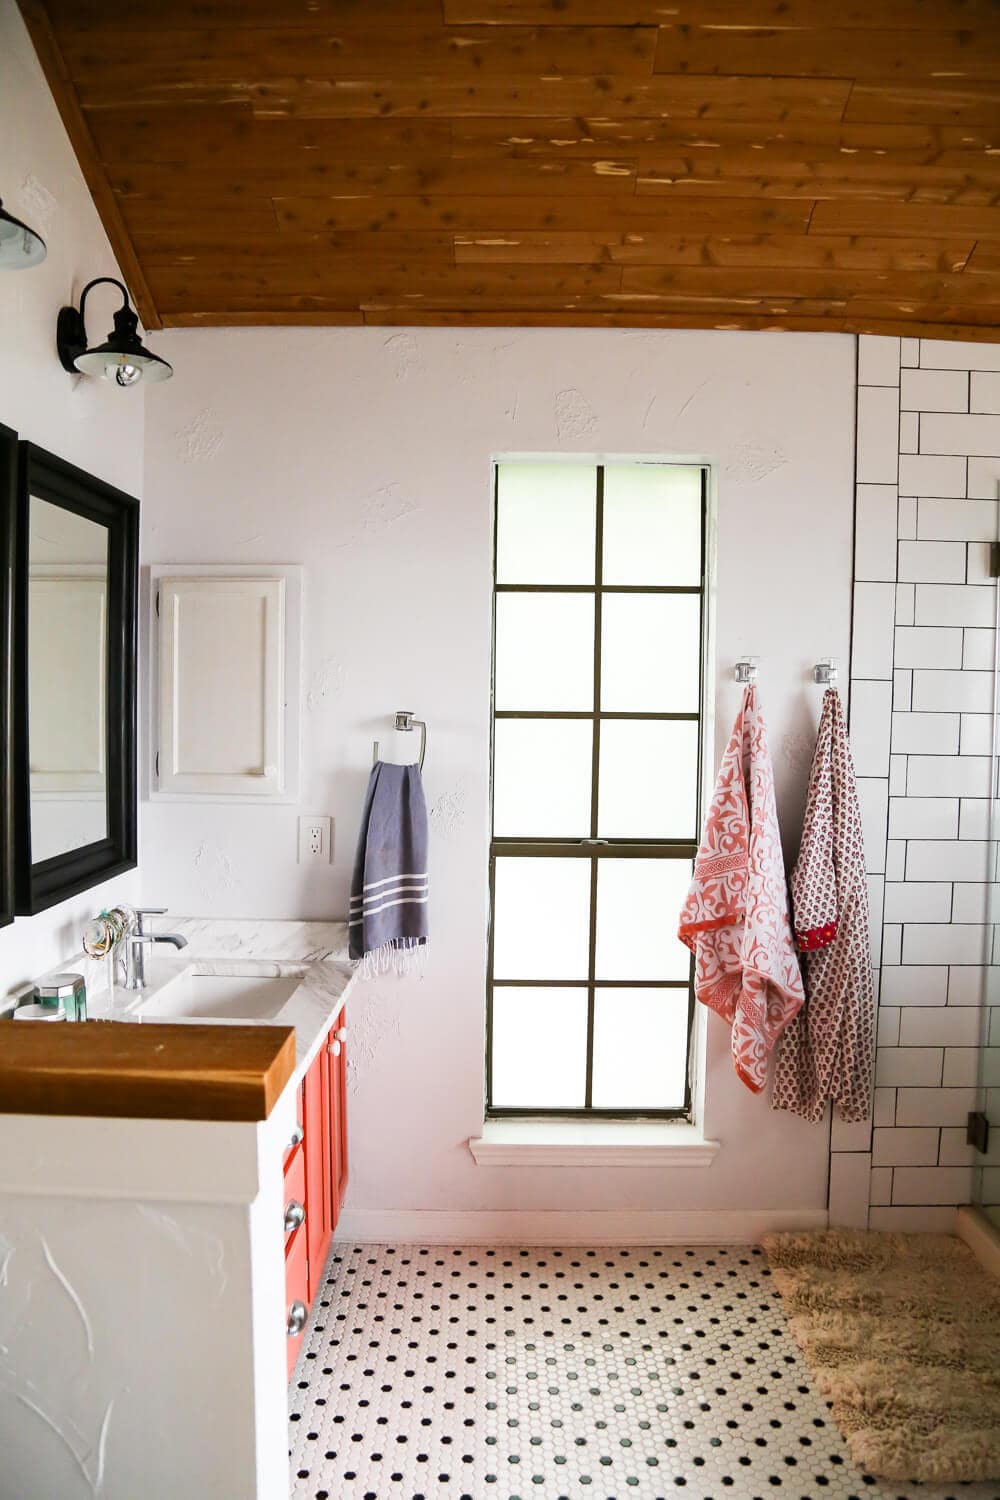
[111,362,142,386]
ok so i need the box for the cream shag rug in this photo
[762,1229,1000,1483]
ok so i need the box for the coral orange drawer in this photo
[285,1222,308,1380]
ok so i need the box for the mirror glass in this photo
[28,496,109,862]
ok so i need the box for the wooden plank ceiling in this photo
[17,0,1000,337]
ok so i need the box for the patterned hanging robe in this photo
[679,685,804,1094]
[772,688,875,1123]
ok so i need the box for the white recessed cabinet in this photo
[151,564,301,801]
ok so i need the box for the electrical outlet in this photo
[298,815,332,864]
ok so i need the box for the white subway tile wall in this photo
[833,335,1000,1230]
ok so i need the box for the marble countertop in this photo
[9,918,357,1098]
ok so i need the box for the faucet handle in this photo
[135,907,167,934]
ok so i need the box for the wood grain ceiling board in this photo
[16,0,1000,337]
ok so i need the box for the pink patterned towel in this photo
[772,688,875,1123]
[679,686,804,1094]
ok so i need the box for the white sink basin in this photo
[135,965,306,1024]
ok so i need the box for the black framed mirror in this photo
[0,425,15,928]
[13,443,138,914]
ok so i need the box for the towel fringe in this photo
[356,938,427,981]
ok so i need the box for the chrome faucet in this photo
[122,907,188,991]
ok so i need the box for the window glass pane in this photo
[493,857,591,980]
[493,718,592,837]
[595,859,693,981]
[591,989,689,1109]
[496,463,596,584]
[597,719,699,838]
[602,464,701,586]
[492,987,588,1107]
[601,593,701,713]
[495,593,594,711]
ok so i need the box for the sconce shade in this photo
[0,198,47,269]
[57,278,172,386]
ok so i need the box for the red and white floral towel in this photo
[772,688,875,1123]
[679,686,804,1093]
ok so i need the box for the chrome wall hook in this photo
[813,659,838,686]
[734,658,759,684]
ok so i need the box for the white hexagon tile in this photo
[288,1245,1000,1500]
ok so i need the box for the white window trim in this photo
[468,1116,719,1168]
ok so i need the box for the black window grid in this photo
[485,462,709,1121]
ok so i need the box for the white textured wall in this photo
[142,324,856,1217]
[0,1,143,1002]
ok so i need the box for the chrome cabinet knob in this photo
[284,1199,305,1233]
[289,1122,304,1148]
[329,1039,342,1057]
[286,1300,307,1337]
[335,1026,347,1043]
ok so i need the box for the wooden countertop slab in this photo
[0,1022,296,1121]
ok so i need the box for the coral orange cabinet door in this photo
[303,1047,332,1306]
[328,1008,349,1227]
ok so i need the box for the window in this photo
[487,461,707,1119]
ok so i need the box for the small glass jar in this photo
[35,973,87,1022]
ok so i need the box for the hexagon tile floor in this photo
[288,1244,1000,1500]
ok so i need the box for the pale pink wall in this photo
[0,1,144,1002]
[141,324,856,1216]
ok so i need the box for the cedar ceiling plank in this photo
[49,0,448,26]
[271,193,815,233]
[453,231,975,273]
[652,26,1000,82]
[636,177,998,205]
[107,157,640,199]
[157,308,1000,342]
[119,202,284,237]
[634,148,1000,200]
[844,81,1000,123]
[131,230,461,263]
[57,25,660,84]
[246,75,853,122]
[14,0,162,330]
[443,0,998,25]
[85,110,455,167]
[163,311,368,327]
[846,297,1000,325]
[809,200,1000,238]
[451,117,999,154]
[145,264,624,301]
[453,231,624,263]
[965,242,1000,271]
[608,234,976,273]
[620,265,1000,302]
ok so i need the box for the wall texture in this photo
[831,333,1000,1231]
[0,2,143,1002]
[141,325,856,1226]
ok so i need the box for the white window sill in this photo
[468,1119,719,1168]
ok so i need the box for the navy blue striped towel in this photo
[349,761,429,975]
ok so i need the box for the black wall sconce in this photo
[0,197,46,270]
[57,277,172,387]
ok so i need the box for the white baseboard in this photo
[335,1207,829,1246]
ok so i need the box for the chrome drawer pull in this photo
[288,1121,304,1148]
[284,1199,305,1233]
[329,1039,342,1057]
[335,1026,347,1043]
[286,1300,307,1337]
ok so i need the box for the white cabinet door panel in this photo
[158,576,286,797]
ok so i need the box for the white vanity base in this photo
[0,920,355,1500]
